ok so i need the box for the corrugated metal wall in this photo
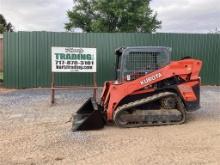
[3,32,220,88]
[0,34,3,72]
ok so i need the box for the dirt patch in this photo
[0,86,16,94]
[0,87,220,165]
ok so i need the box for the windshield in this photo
[121,48,170,81]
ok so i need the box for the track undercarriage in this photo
[113,92,186,128]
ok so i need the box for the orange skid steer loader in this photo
[72,47,202,131]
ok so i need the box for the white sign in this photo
[51,47,96,72]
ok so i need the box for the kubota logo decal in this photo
[140,73,162,85]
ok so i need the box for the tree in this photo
[65,0,161,32]
[0,14,14,33]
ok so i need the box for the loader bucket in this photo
[72,98,105,131]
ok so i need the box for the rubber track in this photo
[113,92,186,128]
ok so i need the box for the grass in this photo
[0,72,3,80]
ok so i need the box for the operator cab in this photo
[115,46,171,82]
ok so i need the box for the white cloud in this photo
[0,0,219,33]
[151,0,220,33]
[0,0,73,31]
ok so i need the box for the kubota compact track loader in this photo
[72,46,202,131]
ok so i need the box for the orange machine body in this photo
[100,59,202,121]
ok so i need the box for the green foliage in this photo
[0,72,3,80]
[65,0,161,32]
[0,14,14,33]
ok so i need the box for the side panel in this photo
[178,79,200,112]
[177,81,200,111]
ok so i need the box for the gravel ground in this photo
[0,86,220,165]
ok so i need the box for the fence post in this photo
[93,72,97,101]
[51,72,55,104]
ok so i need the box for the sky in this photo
[0,0,219,33]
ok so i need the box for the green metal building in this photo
[3,32,220,88]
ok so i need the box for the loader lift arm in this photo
[102,59,202,121]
